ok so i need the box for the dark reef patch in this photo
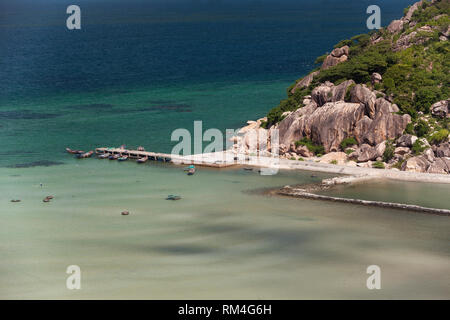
[152,244,216,255]
[0,111,61,120]
[6,160,65,168]
[64,103,114,111]
[140,104,192,113]
[0,151,36,156]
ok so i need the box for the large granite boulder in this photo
[321,46,349,70]
[371,72,382,85]
[397,134,418,147]
[361,101,411,145]
[331,80,355,102]
[394,147,410,156]
[243,128,268,153]
[298,102,365,153]
[311,82,334,107]
[350,84,376,118]
[311,80,355,106]
[278,101,365,153]
[277,102,318,146]
[431,100,449,118]
[290,71,320,94]
[434,142,450,157]
[356,141,385,162]
[427,158,450,174]
[319,152,348,165]
[387,20,404,33]
[401,155,431,172]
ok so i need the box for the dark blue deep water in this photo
[0,0,414,165]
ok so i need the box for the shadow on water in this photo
[62,103,193,114]
[0,111,61,120]
[6,160,65,168]
[63,103,115,110]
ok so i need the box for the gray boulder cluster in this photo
[401,140,450,174]
[431,100,449,118]
[320,46,349,70]
[386,0,447,51]
[236,79,449,174]
[276,80,410,153]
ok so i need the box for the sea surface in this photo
[1,0,449,299]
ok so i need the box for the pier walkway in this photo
[95,147,236,168]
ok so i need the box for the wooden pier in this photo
[95,147,235,168]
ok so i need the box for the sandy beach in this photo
[178,151,450,184]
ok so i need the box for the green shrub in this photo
[372,161,385,169]
[340,137,358,150]
[415,87,442,113]
[289,157,297,160]
[429,129,449,144]
[412,139,426,155]
[383,140,395,162]
[405,122,415,134]
[393,159,405,170]
[344,83,356,102]
[330,160,338,165]
[260,120,267,129]
[298,157,304,161]
[345,148,355,155]
[334,39,353,49]
[295,138,325,156]
[414,120,430,137]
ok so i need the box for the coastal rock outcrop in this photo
[434,142,450,158]
[290,71,319,94]
[321,46,349,70]
[350,84,376,119]
[431,100,449,118]
[371,72,382,85]
[401,155,431,172]
[387,19,404,34]
[397,134,418,148]
[280,101,365,153]
[310,80,355,106]
[427,158,450,174]
[276,84,410,153]
[319,152,348,165]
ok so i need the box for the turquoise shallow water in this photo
[1,0,449,299]
[1,159,449,299]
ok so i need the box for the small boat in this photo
[11,199,21,203]
[166,195,181,201]
[187,168,195,175]
[109,154,120,160]
[184,165,195,171]
[77,151,94,159]
[137,156,148,163]
[66,148,84,154]
[137,146,145,151]
[121,211,130,216]
[43,196,53,203]
[118,155,128,161]
[243,167,253,171]
[98,153,109,159]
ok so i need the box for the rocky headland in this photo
[235,0,449,175]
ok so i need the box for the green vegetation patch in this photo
[295,138,325,156]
